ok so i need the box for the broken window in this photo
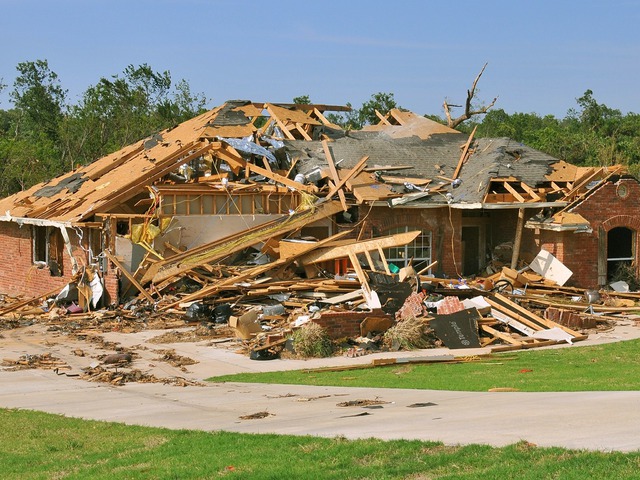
[607,227,636,282]
[32,226,64,276]
[384,226,432,273]
[33,226,47,264]
[88,228,106,272]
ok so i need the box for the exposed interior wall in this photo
[155,214,283,254]
[113,236,146,299]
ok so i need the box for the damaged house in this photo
[0,100,634,315]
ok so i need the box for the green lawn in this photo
[209,339,640,392]
[2,408,639,479]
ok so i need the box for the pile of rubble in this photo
[2,243,638,365]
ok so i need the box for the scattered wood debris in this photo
[239,411,273,420]
[1,353,69,371]
[337,398,390,407]
[80,366,204,387]
[153,349,198,368]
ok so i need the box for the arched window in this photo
[384,226,432,273]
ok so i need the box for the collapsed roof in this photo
[0,101,624,226]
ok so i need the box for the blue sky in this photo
[1,0,639,118]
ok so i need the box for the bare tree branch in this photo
[443,63,498,129]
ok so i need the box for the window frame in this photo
[383,226,432,273]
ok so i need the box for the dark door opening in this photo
[462,226,480,276]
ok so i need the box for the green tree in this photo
[358,92,398,126]
[0,60,66,192]
[292,95,311,104]
[326,92,400,130]
[158,79,207,124]
[10,59,66,142]
[469,90,640,173]
[60,64,207,168]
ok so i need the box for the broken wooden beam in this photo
[145,201,344,286]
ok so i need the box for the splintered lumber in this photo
[363,165,414,172]
[322,140,348,211]
[347,171,399,203]
[159,229,356,309]
[481,325,522,346]
[0,287,61,316]
[104,251,156,303]
[279,230,352,260]
[487,293,586,340]
[376,175,431,186]
[219,143,317,193]
[452,125,476,180]
[145,201,344,286]
[322,155,369,202]
[520,296,640,314]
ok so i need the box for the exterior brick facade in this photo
[531,177,640,288]
[0,222,118,304]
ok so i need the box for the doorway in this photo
[462,226,480,276]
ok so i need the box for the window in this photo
[32,226,64,276]
[607,227,635,282]
[33,226,48,264]
[384,226,432,273]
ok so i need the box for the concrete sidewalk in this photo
[1,369,639,452]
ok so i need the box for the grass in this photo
[2,408,640,479]
[209,339,640,392]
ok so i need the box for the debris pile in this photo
[1,352,69,371]
[80,365,203,387]
[6,250,637,364]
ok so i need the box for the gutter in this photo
[0,213,73,228]
[372,201,569,210]
[525,220,593,233]
[0,212,79,273]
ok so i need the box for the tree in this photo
[60,64,207,167]
[0,60,67,190]
[326,92,400,130]
[443,63,497,129]
[10,59,66,142]
[292,95,311,104]
[359,92,398,126]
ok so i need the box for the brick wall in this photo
[0,222,118,304]
[312,309,391,339]
[349,206,461,276]
[531,178,640,288]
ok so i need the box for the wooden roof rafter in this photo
[559,166,623,202]
[214,142,318,194]
[263,103,322,141]
[483,178,547,204]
